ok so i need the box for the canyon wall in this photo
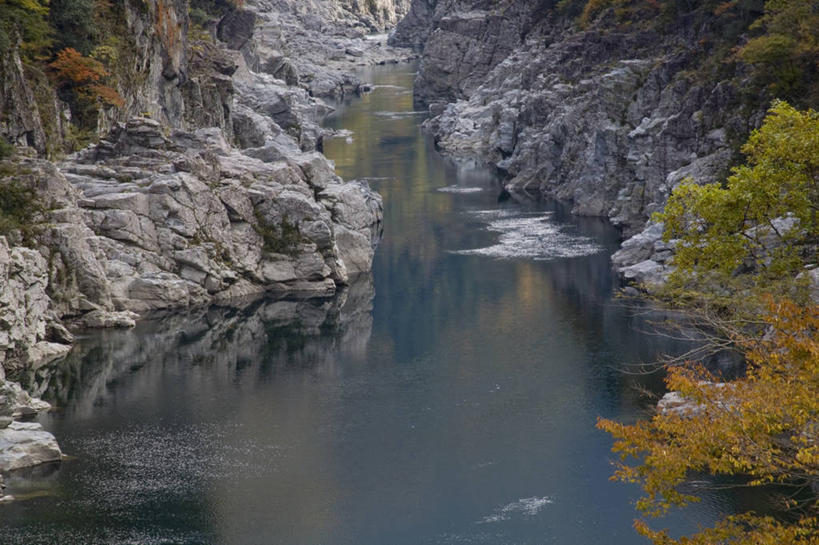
[0,0,414,375]
[393,1,774,283]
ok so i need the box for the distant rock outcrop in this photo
[394,1,770,285]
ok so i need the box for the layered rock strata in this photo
[394,2,765,285]
[234,0,416,101]
[0,0,412,474]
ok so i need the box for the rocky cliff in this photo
[0,0,410,392]
[393,1,781,284]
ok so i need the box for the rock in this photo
[0,236,61,373]
[0,379,58,474]
[657,391,701,416]
[797,267,819,304]
[0,421,62,472]
[25,343,71,369]
[658,383,730,417]
[397,0,767,278]
[0,40,51,154]
[620,259,668,287]
[76,310,139,329]
[217,9,257,51]
[612,222,665,269]
[2,381,51,418]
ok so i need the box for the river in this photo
[0,64,751,544]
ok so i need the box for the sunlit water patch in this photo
[452,210,604,260]
[437,185,485,194]
[478,496,554,524]
[68,423,287,509]
[373,111,428,119]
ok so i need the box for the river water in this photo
[0,65,751,544]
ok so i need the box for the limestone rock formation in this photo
[0,0,400,372]
[396,1,771,284]
[235,0,416,101]
[0,379,60,488]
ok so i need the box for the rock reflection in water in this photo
[21,275,375,421]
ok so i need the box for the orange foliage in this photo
[49,47,123,108]
[49,47,108,85]
[714,0,737,16]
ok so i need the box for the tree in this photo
[655,100,819,314]
[0,0,52,58]
[600,102,819,544]
[49,47,124,109]
[598,299,818,544]
[49,0,96,55]
[737,0,819,101]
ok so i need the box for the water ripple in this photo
[477,496,554,524]
[452,210,603,260]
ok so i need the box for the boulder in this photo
[0,421,62,472]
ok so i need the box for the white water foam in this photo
[373,111,428,119]
[478,496,554,524]
[452,210,603,261]
[437,185,485,194]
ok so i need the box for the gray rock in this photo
[796,267,819,304]
[217,9,258,50]
[0,421,62,472]
[620,259,668,288]
[612,222,665,269]
[76,310,139,329]
[397,0,770,283]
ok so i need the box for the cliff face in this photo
[395,1,769,274]
[0,0,409,376]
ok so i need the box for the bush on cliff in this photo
[0,0,52,57]
[0,175,44,242]
[49,46,124,127]
[655,100,818,315]
[48,0,96,55]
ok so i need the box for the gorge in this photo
[0,0,815,543]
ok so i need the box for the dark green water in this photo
[0,65,754,544]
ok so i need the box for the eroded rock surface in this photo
[0,379,60,498]
[0,0,408,472]
[396,1,769,284]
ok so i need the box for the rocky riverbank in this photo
[391,1,779,286]
[0,0,414,479]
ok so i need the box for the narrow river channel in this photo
[0,64,749,544]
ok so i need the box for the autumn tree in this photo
[600,101,819,544]
[654,100,819,316]
[49,46,124,123]
[598,299,818,545]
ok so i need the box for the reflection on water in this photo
[0,64,758,545]
[21,278,375,417]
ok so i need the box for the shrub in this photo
[254,212,303,256]
[655,100,819,308]
[0,139,15,160]
[49,46,124,119]
[0,0,52,59]
[0,176,44,241]
[48,0,95,54]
